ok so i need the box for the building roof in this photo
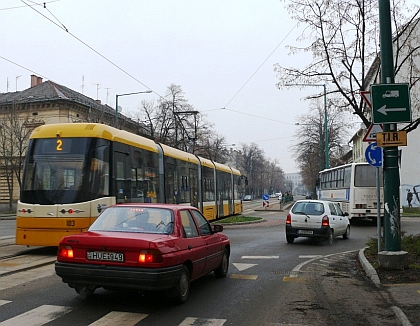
[0,80,115,115]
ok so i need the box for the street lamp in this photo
[115,90,152,128]
[285,83,329,169]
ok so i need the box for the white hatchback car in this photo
[285,200,350,245]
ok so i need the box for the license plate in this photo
[87,251,124,262]
[298,230,314,235]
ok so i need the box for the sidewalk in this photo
[254,201,294,211]
[359,247,419,326]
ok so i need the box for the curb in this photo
[358,248,413,326]
[358,248,381,286]
[215,218,266,226]
[0,215,15,220]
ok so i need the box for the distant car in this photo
[285,199,350,245]
[243,195,252,201]
[55,203,230,304]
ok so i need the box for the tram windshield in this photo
[21,138,110,204]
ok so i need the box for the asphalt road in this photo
[1,206,419,325]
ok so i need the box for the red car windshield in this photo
[89,207,174,234]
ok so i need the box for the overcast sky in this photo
[2,0,413,173]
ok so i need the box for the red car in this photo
[55,203,230,304]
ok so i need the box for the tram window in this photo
[191,210,211,235]
[63,169,75,189]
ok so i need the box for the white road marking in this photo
[0,300,11,307]
[241,256,279,259]
[0,305,71,326]
[299,255,322,259]
[290,249,356,278]
[0,265,55,290]
[230,274,258,280]
[232,263,257,271]
[89,311,148,325]
[179,317,226,326]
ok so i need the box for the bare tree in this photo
[275,0,420,129]
[292,104,350,193]
[0,105,32,209]
[137,84,216,154]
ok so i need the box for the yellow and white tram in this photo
[16,123,244,246]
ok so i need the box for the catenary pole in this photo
[378,0,401,251]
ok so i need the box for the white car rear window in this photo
[292,202,325,215]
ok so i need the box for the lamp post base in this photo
[378,251,409,270]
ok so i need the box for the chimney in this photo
[30,75,43,87]
[95,100,101,104]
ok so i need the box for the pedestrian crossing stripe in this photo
[89,311,148,325]
[230,274,258,280]
[0,304,71,326]
[241,256,279,259]
[179,317,226,325]
[0,303,228,325]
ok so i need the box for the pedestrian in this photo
[407,189,413,208]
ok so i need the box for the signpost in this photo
[365,142,383,251]
[376,130,407,147]
[262,194,269,208]
[371,83,411,124]
[361,91,372,108]
[365,142,383,167]
[363,124,383,142]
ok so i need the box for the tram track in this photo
[0,239,57,277]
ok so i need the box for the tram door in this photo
[189,168,198,208]
[114,151,131,203]
[216,173,224,218]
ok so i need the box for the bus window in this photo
[354,165,383,187]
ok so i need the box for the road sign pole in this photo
[379,0,401,252]
[376,167,381,253]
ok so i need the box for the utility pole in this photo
[377,0,407,268]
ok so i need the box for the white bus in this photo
[318,162,384,221]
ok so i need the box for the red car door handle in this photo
[188,245,193,250]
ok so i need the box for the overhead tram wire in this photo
[0,55,50,81]
[200,22,298,125]
[222,22,298,109]
[217,107,295,126]
[19,1,296,126]
[0,0,59,11]
[20,0,163,99]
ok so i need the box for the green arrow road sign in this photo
[371,83,411,124]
